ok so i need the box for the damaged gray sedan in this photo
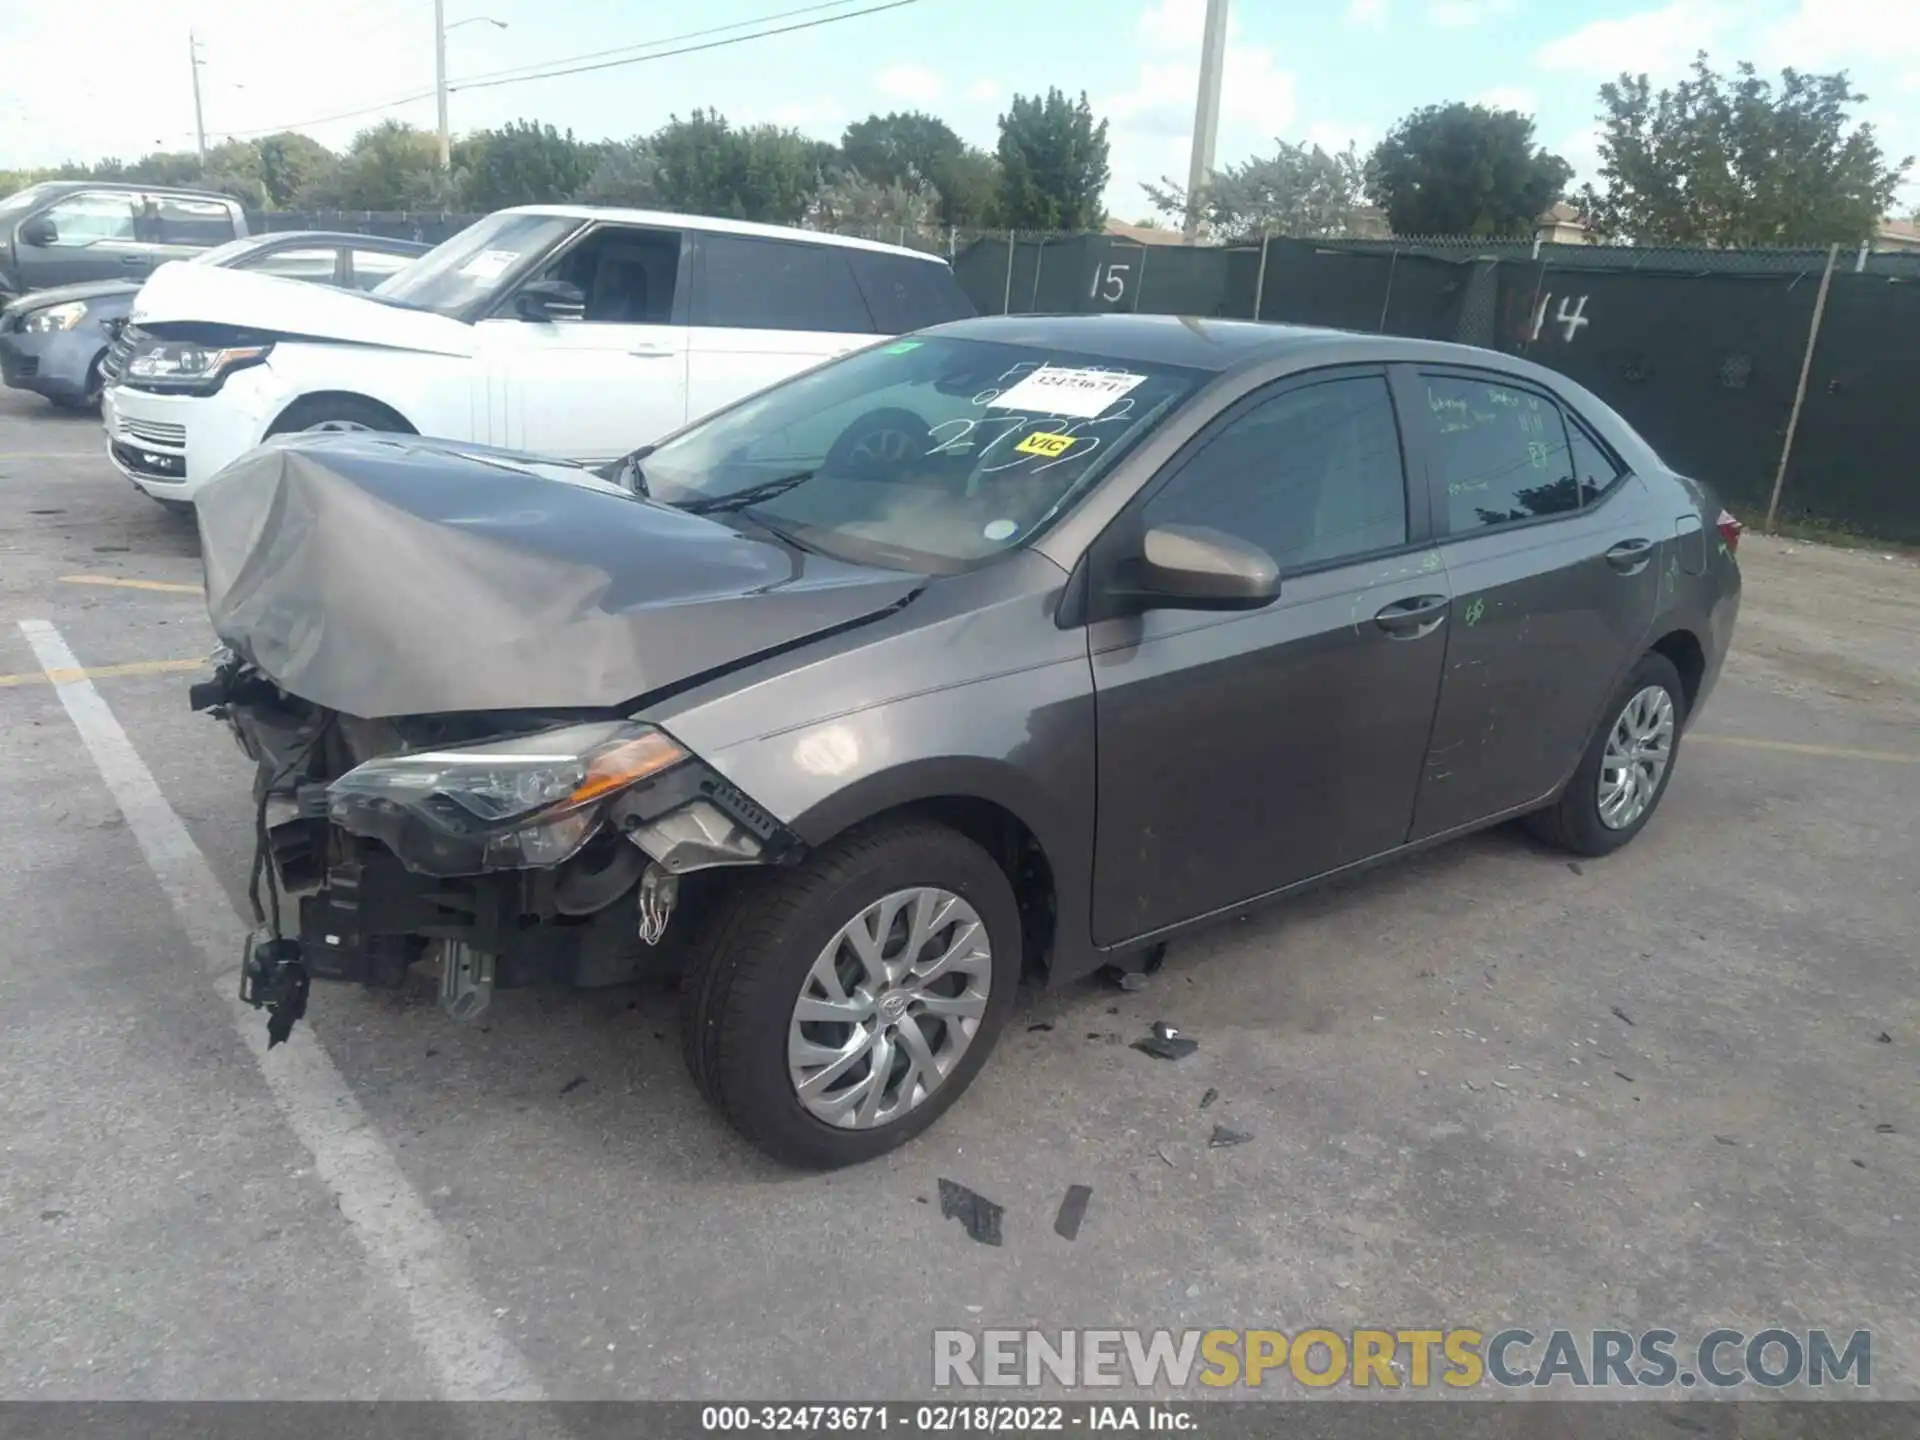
[193,315,1742,1167]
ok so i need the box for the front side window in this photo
[1423,373,1579,531]
[372,211,578,317]
[153,195,235,246]
[245,246,340,282]
[1143,375,1409,571]
[695,235,873,334]
[641,336,1207,571]
[533,225,681,323]
[38,193,136,246]
[350,248,416,291]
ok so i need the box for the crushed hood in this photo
[130,259,475,358]
[196,434,924,719]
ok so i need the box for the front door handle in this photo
[629,348,675,359]
[119,255,148,268]
[1374,594,1449,639]
[1605,538,1655,574]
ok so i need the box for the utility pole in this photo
[1182,0,1230,240]
[434,0,451,169]
[189,30,207,163]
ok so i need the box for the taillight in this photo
[1716,509,1743,554]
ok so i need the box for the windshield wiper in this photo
[676,470,817,516]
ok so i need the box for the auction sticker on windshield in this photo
[459,249,520,280]
[988,366,1148,418]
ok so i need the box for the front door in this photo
[1087,369,1450,946]
[19,191,153,289]
[481,223,691,461]
[1404,369,1663,839]
[685,233,878,423]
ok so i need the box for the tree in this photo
[294,121,446,210]
[1143,138,1367,240]
[574,137,658,206]
[840,111,963,191]
[649,110,830,224]
[811,171,941,236]
[1365,102,1571,236]
[256,133,339,209]
[458,120,594,210]
[1581,53,1911,246]
[994,89,1109,231]
[928,146,998,228]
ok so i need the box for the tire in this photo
[681,817,1022,1168]
[264,396,413,438]
[824,407,932,478]
[152,497,194,518]
[1527,651,1687,857]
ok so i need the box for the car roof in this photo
[921,312,1555,377]
[249,231,428,250]
[497,205,949,264]
[23,180,237,203]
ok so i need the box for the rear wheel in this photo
[1527,651,1686,856]
[681,817,1022,1168]
[265,396,413,437]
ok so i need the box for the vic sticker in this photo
[1014,431,1077,459]
[987,366,1148,418]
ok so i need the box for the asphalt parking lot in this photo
[3,384,1917,1403]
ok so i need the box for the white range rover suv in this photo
[100,205,974,505]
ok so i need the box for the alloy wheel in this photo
[303,419,374,433]
[1597,684,1676,830]
[787,886,992,1129]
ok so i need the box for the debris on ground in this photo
[937,1179,1004,1247]
[1054,1184,1093,1241]
[1567,862,1585,875]
[559,1075,587,1096]
[1027,1022,1053,1032]
[1611,1006,1636,1027]
[1876,1031,1893,1044]
[1613,1070,1636,1083]
[1154,1145,1176,1168]
[1132,1022,1199,1062]
[1199,1087,1219,1110]
[1209,1126,1252,1149]
[1714,1135,1739,1146]
[1875,1122,1896,1134]
[1852,1159,1868,1169]
[1114,972,1148,992]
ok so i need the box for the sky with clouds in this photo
[1,0,1914,216]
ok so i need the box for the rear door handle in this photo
[119,255,148,268]
[1605,538,1655,574]
[1374,594,1449,639]
[629,347,675,359]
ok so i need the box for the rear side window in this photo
[1567,416,1624,505]
[694,235,873,333]
[246,247,339,282]
[152,195,236,246]
[850,251,974,333]
[1422,373,1579,531]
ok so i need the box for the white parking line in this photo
[17,618,550,1403]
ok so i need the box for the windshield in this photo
[642,336,1207,572]
[0,183,56,220]
[370,211,576,316]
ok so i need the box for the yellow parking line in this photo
[0,657,204,689]
[58,573,201,594]
[1692,734,1920,766]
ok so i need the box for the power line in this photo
[446,0,879,90]
[448,0,932,95]
[218,89,439,141]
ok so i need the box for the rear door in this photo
[1086,368,1450,944]
[685,233,876,422]
[480,222,691,461]
[846,249,975,331]
[1404,367,1663,840]
[147,193,237,265]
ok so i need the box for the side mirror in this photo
[1113,523,1280,612]
[18,216,57,247]
[513,278,585,322]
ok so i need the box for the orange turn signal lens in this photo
[566,729,687,806]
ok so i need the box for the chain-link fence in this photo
[251,209,1920,543]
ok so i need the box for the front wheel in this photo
[681,817,1022,1168]
[264,396,413,438]
[1527,651,1687,856]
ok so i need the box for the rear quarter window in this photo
[693,234,873,334]
[849,251,975,334]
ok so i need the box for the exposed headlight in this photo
[327,722,689,875]
[124,337,273,393]
[20,300,89,333]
